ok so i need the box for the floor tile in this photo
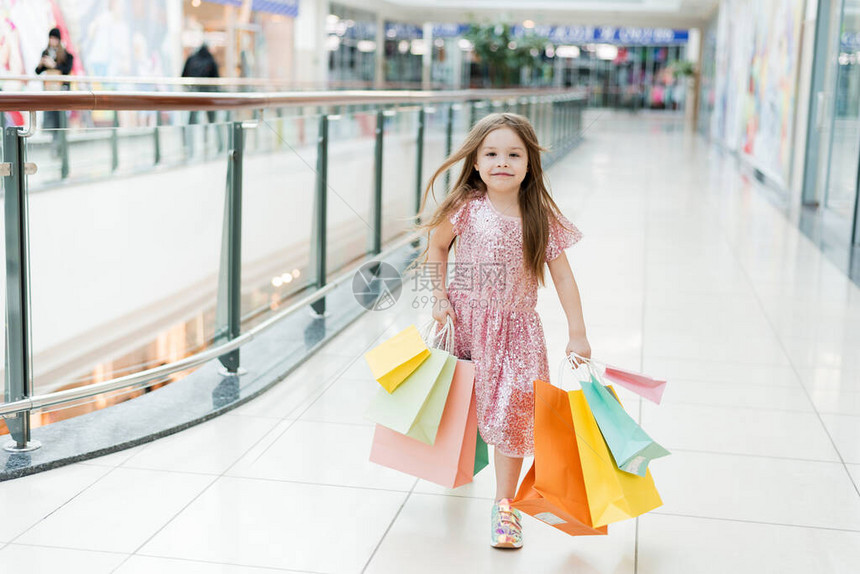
[639,513,860,574]
[119,415,280,475]
[0,463,110,542]
[365,493,635,574]
[0,544,127,573]
[299,374,380,426]
[641,402,838,461]
[227,420,416,491]
[15,468,214,553]
[139,476,407,573]
[658,379,812,412]
[115,555,306,573]
[848,465,860,492]
[820,414,860,464]
[642,358,802,387]
[797,367,860,394]
[651,451,860,530]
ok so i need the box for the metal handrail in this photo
[0,230,424,418]
[1,74,430,90]
[0,88,583,112]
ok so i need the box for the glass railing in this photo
[0,88,586,462]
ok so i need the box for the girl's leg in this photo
[493,447,523,500]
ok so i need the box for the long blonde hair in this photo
[418,112,568,285]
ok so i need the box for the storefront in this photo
[183,0,298,81]
[804,0,860,248]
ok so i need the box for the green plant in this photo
[464,22,549,87]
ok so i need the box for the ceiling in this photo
[335,0,721,29]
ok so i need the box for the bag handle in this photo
[420,317,455,353]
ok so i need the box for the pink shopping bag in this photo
[369,360,478,488]
[602,366,667,405]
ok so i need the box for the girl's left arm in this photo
[547,252,591,359]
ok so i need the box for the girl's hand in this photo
[432,296,456,325]
[565,334,591,365]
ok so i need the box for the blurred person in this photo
[182,43,222,153]
[35,27,74,156]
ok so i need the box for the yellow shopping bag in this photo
[568,389,662,527]
[364,325,431,393]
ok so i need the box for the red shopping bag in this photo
[369,360,479,488]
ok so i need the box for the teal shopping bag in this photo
[365,349,456,443]
[580,373,670,476]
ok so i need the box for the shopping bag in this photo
[365,348,456,443]
[602,365,667,404]
[514,465,608,536]
[568,389,663,527]
[474,431,489,476]
[512,379,607,536]
[369,360,479,488]
[580,373,670,477]
[364,325,430,393]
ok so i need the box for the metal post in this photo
[217,122,244,374]
[445,103,454,191]
[310,115,328,317]
[469,100,477,128]
[370,110,384,256]
[154,112,162,165]
[416,108,425,217]
[3,126,40,452]
[111,111,119,172]
[59,110,69,180]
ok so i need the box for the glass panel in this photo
[382,108,418,243]
[420,106,449,219]
[25,124,228,428]
[325,110,376,276]
[825,0,860,222]
[240,111,319,324]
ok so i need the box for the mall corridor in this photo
[0,112,858,573]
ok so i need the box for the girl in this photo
[421,112,590,549]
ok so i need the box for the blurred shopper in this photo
[182,44,223,154]
[35,28,74,156]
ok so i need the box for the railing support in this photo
[415,108,425,218]
[154,112,162,165]
[3,125,40,452]
[444,103,454,191]
[370,110,384,256]
[111,111,120,172]
[310,114,328,317]
[217,122,244,373]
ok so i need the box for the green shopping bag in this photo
[365,348,456,444]
[474,431,489,476]
[580,372,670,476]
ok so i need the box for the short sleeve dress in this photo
[448,193,582,457]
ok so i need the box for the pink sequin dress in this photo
[448,193,582,457]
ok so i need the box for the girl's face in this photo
[474,127,528,194]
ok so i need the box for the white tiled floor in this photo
[2,111,860,573]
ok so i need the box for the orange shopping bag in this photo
[369,360,479,488]
[512,380,607,536]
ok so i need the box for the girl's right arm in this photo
[427,217,457,324]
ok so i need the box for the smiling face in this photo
[474,127,528,194]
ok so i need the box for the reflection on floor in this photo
[1,112,859,573]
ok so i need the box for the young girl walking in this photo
[421,112,590,549]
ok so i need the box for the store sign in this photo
[432,23,470,38]
[202,0,298,17]
[513,25,688,45]
[385,22,423,39]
